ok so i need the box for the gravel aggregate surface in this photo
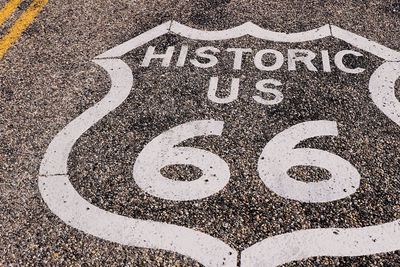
[1,0,400,266]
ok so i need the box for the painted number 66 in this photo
[133,120,360,203]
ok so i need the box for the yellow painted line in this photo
[0,0,49,60]
[0,0,23,26]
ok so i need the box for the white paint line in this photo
[95,21,172,59]
[241,220,400,267]
[94,21,400,61]
[39,59,133,176]
[331,25,400,61]
[369,61,400,126]
[246,23,331,42]
[96,21,331,60]
[169,21,331,42]
[169,21,250,40]
[38,175,237,267]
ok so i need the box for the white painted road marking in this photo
[39,175,237,267]
[133,120,231,201]
[258,120,361,203]
[39,21,400,266]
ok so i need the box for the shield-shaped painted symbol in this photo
[39,21,400,266]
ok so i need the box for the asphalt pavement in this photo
[1,1,400,266]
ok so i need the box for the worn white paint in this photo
[39,21,400,266]
[288,49,318,72]
[207,77,240,104]
[369,62,400,126]
[226,48,252,70]
[254,49,285,71]
[170,21,331,42]
[176,45,189,67]
[253,79,283,105]
[141,46,175,67]
[190,46,220,68]
[241,220,400,267]
[258,120,360,203]
[321,50,332,72]
[39,175,237,267]
[331,25,400,61]
[334,50,365,74]
[133,120,230,201]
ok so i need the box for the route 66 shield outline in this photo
[38,21,400,266]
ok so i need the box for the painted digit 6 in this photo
[258,120,361,203]
[133,120,230,201]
